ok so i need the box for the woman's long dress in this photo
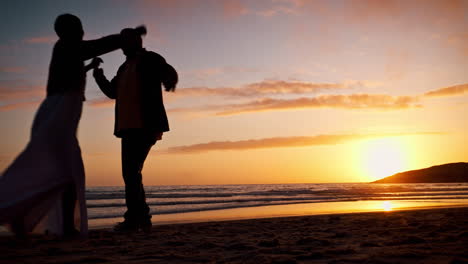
[0,33,122,237]
[0,89,87,237]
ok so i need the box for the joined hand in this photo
[90,57,103,69]
[93,67,104,79]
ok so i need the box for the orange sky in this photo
[1,0,467,185]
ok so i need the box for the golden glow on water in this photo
[89,199,468,228]
[361,138,409,181]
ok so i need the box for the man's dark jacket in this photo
[94,49,176,137]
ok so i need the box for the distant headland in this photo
[373,162,468,183]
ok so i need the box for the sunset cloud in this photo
[162,132,441,154]
[0,67,26,73]
[86,81,466,114]
[24,36,56,44]
[0,80,44,100]
[169,93,421,116]
[0,80,44,111]
[176,80,382,98]
[87,79,383,110]
[424,84,468,97]
[87,97,114,108]
[0,100,41,111]
[217,94,421,115]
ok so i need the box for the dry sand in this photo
[1,207,467,264]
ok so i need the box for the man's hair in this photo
[120,28,141,39]
[120,28,143,50]
[54,14,82,39]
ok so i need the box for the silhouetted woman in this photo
[0,14,145,238]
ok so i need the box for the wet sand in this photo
[1,207,467,264]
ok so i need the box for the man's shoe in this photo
[113,221,139,233]
[11,221,27,239]
[63,228,81,239]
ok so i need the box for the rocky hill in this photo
[373,162,468,183]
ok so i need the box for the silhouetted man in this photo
[93,28,178,233]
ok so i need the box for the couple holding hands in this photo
[0,13,178,238]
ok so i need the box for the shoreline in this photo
[1,199,467,236]
[89,199,468,229]
[1,206,467,263]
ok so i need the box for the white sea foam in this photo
[85,183,468,219]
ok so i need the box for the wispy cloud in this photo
[217,94,421,115]
[0,80,44,100]
[170,93,421,116]
[24,36,56,44]
[176,80,382,98]
[0,100,41,111]
[88,79,382,109]
[0,67,26,73]
[424,84,468,97]
[87,97,114,108]
[0,80,44,111]
[162,132,441,154]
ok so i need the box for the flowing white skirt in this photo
[0,91,87,237]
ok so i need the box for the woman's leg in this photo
[62,183,77,234]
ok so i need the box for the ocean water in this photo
[87,183,468,221]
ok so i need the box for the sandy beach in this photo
[1,206,467,264]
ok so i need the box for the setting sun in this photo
[361,138,409,181]
[382,201,393,211]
